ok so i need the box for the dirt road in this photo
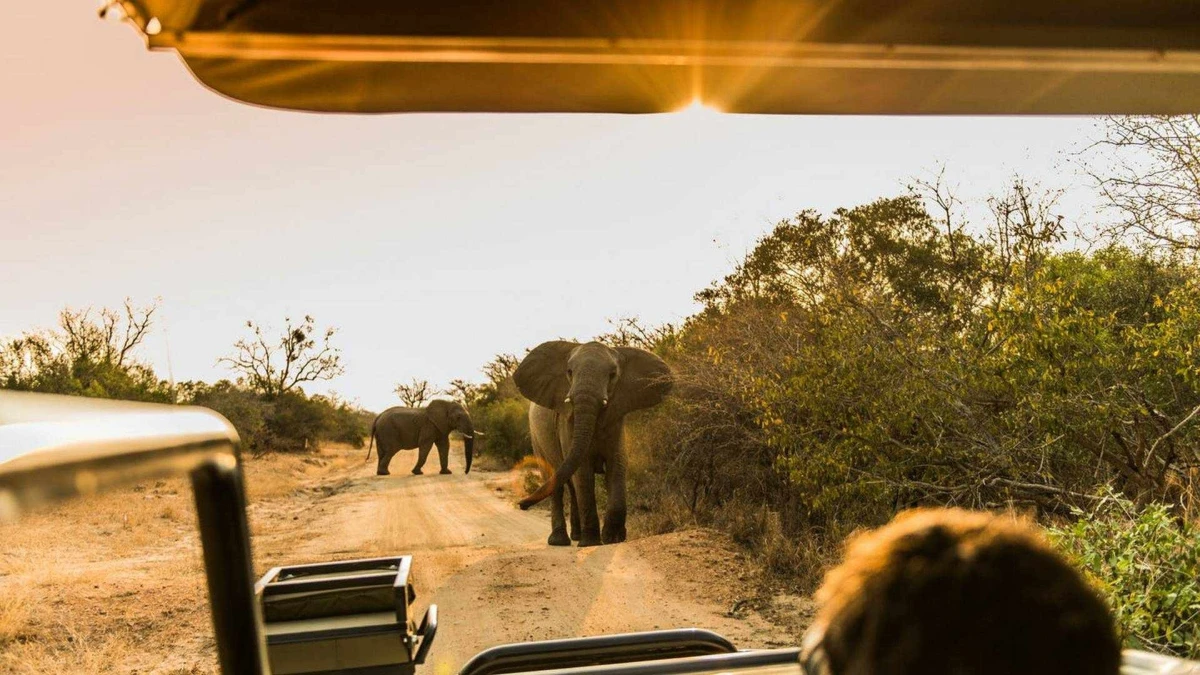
[1,443,807,673]
[261,446,803,673]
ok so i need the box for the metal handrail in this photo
[1122,650,1200,674]
[458,629,739,675]
[0,390,269,675]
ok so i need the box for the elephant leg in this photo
[412,438,434,475]
[548,483,571,546]
[573,467,602,547]
[376,446,393,476]
[601,456,627,544]
[566,481,581,541]
[436,436,452,474]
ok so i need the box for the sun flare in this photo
[675,97,722,117]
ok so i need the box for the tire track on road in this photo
[283,446,799,673]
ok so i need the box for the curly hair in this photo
[805,508,1120,675]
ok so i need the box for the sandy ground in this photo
[0,443,810,674]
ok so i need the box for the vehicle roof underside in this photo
[117,0,1200,114]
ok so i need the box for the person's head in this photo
[802,508,1120,675]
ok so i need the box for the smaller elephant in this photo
[366,400,475,476]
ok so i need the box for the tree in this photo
[444,378,482,407]
[482,354,519,387]
[395,378,432,407]
[597,316,677,351]
[1088,115,1200,251]
[462,353,530,467]
[219,315,344,398]
[0,298,169,401]
[58,300,157,369]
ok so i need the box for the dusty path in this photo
[264,447,803,674]
[1,443,807,673]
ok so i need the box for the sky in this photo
[1,3,1112,411]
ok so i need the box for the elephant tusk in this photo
[602,398,609,407]
[462,434,473,439]
[474,431,486,436]
[564,396,572,404]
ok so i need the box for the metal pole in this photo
[191,454,270,674]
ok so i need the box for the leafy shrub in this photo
[264,391,328,453]
[312,394,371,448]
[183,380,270,452]
[474,397,531,467]
[1051,494,1200,658]
[636,192,1200,521]
[181,381,368,454]
[451,354,531,469]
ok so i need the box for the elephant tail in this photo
[366,416,378,461]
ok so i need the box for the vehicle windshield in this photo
[3,3,1200,674]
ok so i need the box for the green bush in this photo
[452,353,531,469]
[474,397,531,467]
[181,381,369,454]
[182,380,271,452]
[1051,494,1200,658]
[264,391,327,453]
[311,394,370,448]
[622,188,1200,611]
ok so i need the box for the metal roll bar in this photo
[0,390,269,675]
[459,629,738,675]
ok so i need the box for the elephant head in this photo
[513,340,672,509]
[426,399,476,473]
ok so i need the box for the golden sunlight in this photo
[674,97,723,117]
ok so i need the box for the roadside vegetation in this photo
[611,191,1200,657]
[1051,492,1200,656]
[445,355,530,469]
[0,308,370,454]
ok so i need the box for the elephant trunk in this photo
[519,396,600,510]
[460,418,475,474]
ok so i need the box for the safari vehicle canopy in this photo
[109,0,1200,114]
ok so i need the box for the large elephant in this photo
[514,340,673,547]
[366,400,475,476]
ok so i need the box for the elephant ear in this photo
[514,341,578,410]
[424,399,453,435]
[610,347,674,417]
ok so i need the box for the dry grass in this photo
[244,448,358,502]
[0,443,363,673]
[0,585,32,648]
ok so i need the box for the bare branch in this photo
[1085,115,1200,252]
[219,315,344,397]
[394,378,432,407]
